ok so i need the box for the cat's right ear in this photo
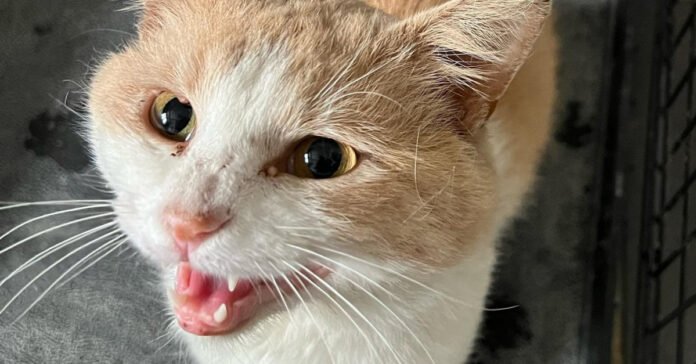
[390,0,552,128]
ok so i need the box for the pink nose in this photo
[164,210,228,259]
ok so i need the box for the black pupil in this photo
[160,98,193,136]
[304,138,343,179]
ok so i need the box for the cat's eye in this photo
[149,92,196,142]
[289,137,358,179]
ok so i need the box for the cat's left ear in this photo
[394,0,552,126]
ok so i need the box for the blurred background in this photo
[0,1,692,363]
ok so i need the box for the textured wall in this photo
[0,1,612,363]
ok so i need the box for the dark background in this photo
[0,1,618,363]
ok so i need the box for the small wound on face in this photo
[172,144,186,157]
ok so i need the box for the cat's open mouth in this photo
[171,262,329,336]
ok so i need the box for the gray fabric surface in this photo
[0,1,612,363]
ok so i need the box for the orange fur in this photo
[90,0,555,267]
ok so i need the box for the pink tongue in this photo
[173,263,258,336]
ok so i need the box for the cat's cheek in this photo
[114,204,180,267]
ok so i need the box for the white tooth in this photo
[227,276,238,292]
[213,304,228,324]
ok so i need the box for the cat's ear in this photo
[394,0,551,125]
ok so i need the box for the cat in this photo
[86,0,557,363]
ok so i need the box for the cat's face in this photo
[88,0,548,336]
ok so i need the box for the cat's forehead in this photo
[139,0,391,66]
[94,1,406,146]
[126,0,396,112]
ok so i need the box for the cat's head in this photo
[88,0,550,336]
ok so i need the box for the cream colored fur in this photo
[87,0,557,363]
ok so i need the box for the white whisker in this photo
[12,236,127,323]
[268,261,337,364]
[295,254,435,364]
[287,245,435,362]
[0,204,111,243]
[413,125,424,204]
[152,319,179,352]
[325,90,405,112]
[254,262,296,331]
[0,200,111,210]
[49,95,85,119]
[323,57,395,112]
[69,27,135,39]
[0,212,116,256]
[310,245,517,312]
[282,261,380,362]
[312,42,369,104]
[403,166,456,224]
[0,222,118,289]
[0,230,122,317]
[54,237,129,293]
[298,265,405,364]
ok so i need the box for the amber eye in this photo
[149,92,196,142]
[289,137,358,179]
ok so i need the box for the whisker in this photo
[12,236,127,323]
[253,262,296,330]
[323,56,396,111]
[0,200,111,210]
[283,261,380,363]
[413,125,424,204]
[298,265,405,364]
[69,27,135,40]
[154,320,180,354]
[250,259,278,303]
[152,319,177,347]
[312,41,369,104]
[287,245,435,361]
[402,165,456,224]
[49,95,85,120]
[268,261,337,364]
[0,230,122,317]
[324,90,405,112]
[274,226,331,231]
[287,245,404,303]
[247,273,264,303]
[0,204,111,243]
[0,212,116,256]
[299,255,435,364]
[309,244,517,312]
[0,222,118,288]
[53,237,129,293]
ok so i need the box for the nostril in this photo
[164,210,230,257]
[171,216,226,243]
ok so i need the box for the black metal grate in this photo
[636,0,696,363]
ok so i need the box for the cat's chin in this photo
[166,262,330,336]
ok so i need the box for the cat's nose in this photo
[164,210,229,259]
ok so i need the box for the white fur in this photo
[179,243,497,364]
[90,38,535,364]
